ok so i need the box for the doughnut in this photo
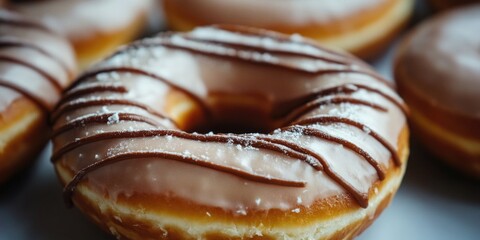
[52,25,409,239]
[162,0,414,59]
[9,0,151,68]
[394,5,480,178]
[0,10,76,183]
[429,0,480,11]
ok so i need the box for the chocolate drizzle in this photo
[253,135,368,207]
[0,55,62,92]
[292,116,401,166]
[0,39,71,76]
[284,83,409,116]
[52,113,162,138]
[63,151,306,207]
[182,36,351,65]
[211,24,348,60]
[52,25,407,209]
[0,10,73,112]
[0,79,49,111]
[284,97,388,124]
[51,98,175,125]
[67,66,211,117]
[52,130,320,171]
[287,126,385,180]
[57,84,128,107]
[0,11,53,34]
[123,37,391,88]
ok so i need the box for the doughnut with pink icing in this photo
[52,25,409,239]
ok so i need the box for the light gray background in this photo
[1,1,479,239]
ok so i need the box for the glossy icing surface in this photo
[52,26,407,212]
[396,5,480,117]
[10,0,150,40]
[0,10,75,112]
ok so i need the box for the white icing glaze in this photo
[53,26,407,211]
[0,10,75,110]
[11,0,151,40]
[0,88,20,112]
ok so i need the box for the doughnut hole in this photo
[164,89,282,134]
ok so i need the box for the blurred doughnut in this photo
[394,5,480,178]
[0,10,76,183]
[10,0,151,67]
[162,0,414,59]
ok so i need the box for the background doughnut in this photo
[9,0,152,68]
[394,5,480,178]
[162,0,414,59]
[428,0,480,11]
[0,10,76,183]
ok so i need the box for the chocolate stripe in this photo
[63,151,306,207]
[51,98,175,126]
[0,15,53,34]
[0,39,71,76]
[67,67,211,117]
[183,37,350,65]
[284,97,388,124]
[293,116,401,166]
[255,135,368,208]
[0,56,62,93]
[125,38,390,86]
[285,83,408,116]
[208,25,390,83]
[0,80,49,112]
[52,130,318,172]
[52,113,162,138]
[58,84,128,107]
[343,84,409,115]
[287,126,386,181]
[210,25,349,60]
[252,137,324,171]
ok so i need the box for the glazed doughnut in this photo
[394,6,480,179]
[429,0,480,11]
[9,0,151,68]
[0,10,75,183]
[52,25,409,239]
[162,0,414,59]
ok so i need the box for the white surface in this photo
[1,1,479,239]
